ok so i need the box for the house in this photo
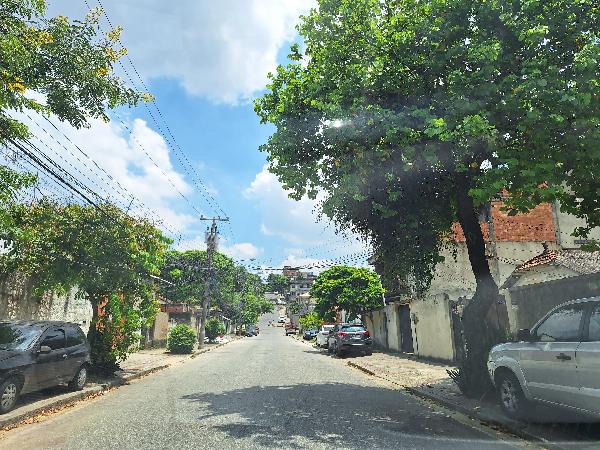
[501,248,600,333]
[365,199,600,362]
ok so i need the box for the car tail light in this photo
[363,330,370,337]
[338,332,348,337]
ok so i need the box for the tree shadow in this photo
[181,382,516,449]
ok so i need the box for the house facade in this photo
[366,200,600,362]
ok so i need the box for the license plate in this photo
[352,335,362,340]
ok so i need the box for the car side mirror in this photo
[517,329,535,342]
[38,345,52,353]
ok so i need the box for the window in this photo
[41,329,66,350]
[535,304,585,342]
[342,326,366,332]
[0,323,43,351]
[66,326,85,347]
[588,303,600,342]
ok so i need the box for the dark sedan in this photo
[327,324,372,357]
[0,320,91,414]
[303,328,318,340]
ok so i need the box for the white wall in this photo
[555,202,600,248]
[410,294,454,361]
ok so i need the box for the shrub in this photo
[205,317,226,342]
[167,324,196,354]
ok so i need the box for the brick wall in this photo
[452,202,556,243]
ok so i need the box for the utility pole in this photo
[198,216,229,348]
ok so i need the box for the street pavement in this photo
[0,314,534,450]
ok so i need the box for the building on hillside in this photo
[282,266,301,278]
[364,200,600,362]
[287,271,317,303]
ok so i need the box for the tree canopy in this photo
[1,0,145,145]
[256,0,600,394]
[264,273,290,294]
[310,265,384,321]
[0,198,170,367]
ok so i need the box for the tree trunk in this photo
[451,173,505,397]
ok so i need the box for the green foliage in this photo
[0,0,145,144]
[299,312,322,331]
[240,294,274,325]
[265,273,290,294]
[167,324,196,354]
[0,199,170,367]
[255,0,600,295]
[310,266,384,321]
[205,317,226,342]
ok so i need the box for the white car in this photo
[315,324,335,348]
[487,297,600,421]
[277,316,286,324]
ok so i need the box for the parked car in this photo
[244,325,258,337]
[303,328,318,340]
[0,320,91,414]
[277,316,286,324]
[284,322,299,336]
[327,323,372,357]
[316,324,335,348]
[488,297,600,421]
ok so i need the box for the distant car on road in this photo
[277,316,286,324]
[284,322,299,336]
[327,324,372,357]
[303,329,318,340]
[488,297,600,421]
[0,320,91,414]
[316,324,335,348]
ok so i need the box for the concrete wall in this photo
[507,272,600,331]
[365,304,402,352]
[554,202,600,248]
[410,294,455,361]
[150,311,169,346]
[0,274,93,334]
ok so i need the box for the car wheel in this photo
[0,377,20,414]
[497,371,529,419]
[364,349,373,356]
[69,365,88,391]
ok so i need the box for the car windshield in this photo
[342,326,366,332]
[322,326,334,331]
[0,324,42,351]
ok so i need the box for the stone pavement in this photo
[345,350,600,449]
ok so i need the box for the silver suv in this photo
[487,297,600,420]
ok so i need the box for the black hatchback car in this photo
[0,320,91,414]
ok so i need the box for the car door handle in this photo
[62,354,68,359]
[556,353,572,361]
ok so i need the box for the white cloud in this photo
[222,242,263,260]
[8,110,197,236]
[47,0,315,104]
[245,166,371,266]
[175,236,262,261]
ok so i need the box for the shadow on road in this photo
[181,382,515,449]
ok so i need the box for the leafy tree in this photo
[205,317,226,342]
[167,324,196,354]
[240,294,274,326]
[0,199,170,370]
[265,273,290,294]
[299,312,322,331]
[310,266,384,322]
[255,0,600,395]
[1,0,145,146]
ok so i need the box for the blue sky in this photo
[28,0,368,272]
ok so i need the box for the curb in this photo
[403,386,568,448]
[0,337,238,432]
[345,359,568,449]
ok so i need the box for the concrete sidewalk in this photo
[0,336,240,431]
[346,350,600,449]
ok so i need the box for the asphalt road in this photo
[0,314,532,450]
